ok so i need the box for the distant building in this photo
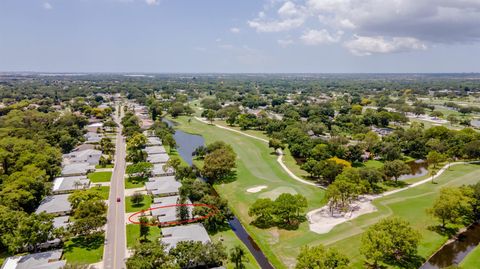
[160,223,211,250]
[35,194,72,216]
[0,249,65,269]
[52,216,70,229]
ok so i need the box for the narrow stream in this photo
[164,118,274,269]
[420,223,480,268]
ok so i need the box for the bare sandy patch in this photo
[259,186,297,200]
[307,196,377,234]
[246,185,268,193]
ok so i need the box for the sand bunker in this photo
[246,185,268,193]
[307,196,377,234]
[259,186,297,199]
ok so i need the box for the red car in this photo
[116,197,121,202]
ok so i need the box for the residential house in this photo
[0,250,65,269]
[146,177,181,197]
[160,223,211,251]
[152,163,175,176]
[147,153,170,164]
[63,149,102,165]
[151,196,192,224]
[52,176,90,194]
[35,194,72,216]
[61,162,94,177]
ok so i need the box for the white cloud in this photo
[249,0,480,54]
[145,0,159,6]
[301,29,342,45]
[43,2,52,10]
[344,35,427,56]
[248,17,305,32]
[278,39,294,47]
[230,27,240,34]
[248,1,306,32]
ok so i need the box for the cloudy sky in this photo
[1,0,480,73]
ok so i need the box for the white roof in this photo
[145,177,181,196]
[147,154,170,164]
[152,163,175,176]
[145,146,166,155]
[61,162,94,176]
[35,194,71,215]
[52,176,90,192]
[1,250,65,269]
[63,149,102,165]
[151,196,192,223]
[161,223,211,250]
[147,137,162,146]
[87,122,103,128]
[52,216,70,229]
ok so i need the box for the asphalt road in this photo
[103,105,126,269]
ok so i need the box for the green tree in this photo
[126,241,178,269]
[268,138,285,153]
[248,198,275,228]
[428,187,473,228]
[131,192,144,206]
[295,244,349,269]
[202,146,237,182]
[427,150,446,169]
[230,245,248,269]
[139,215,150,241]
[383,160,411,183]
[126,162,153,179]
[361,217,420,268]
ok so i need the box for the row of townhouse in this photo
[141,131,219,263]
[1,118,112,269]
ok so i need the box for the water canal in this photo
[163,118,274,269]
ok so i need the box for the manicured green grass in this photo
[125,194,153,213]
[95,164,114,169]
[87,171,112,183]
[364,159,384,169]
[210,230,260,269]
[126,224,162,249]
[90,186,110,200]
[319,163,480,268]
[64,234,104,264]
[461,244,480,269]
[172,116,326,269]
[125,177,147,189]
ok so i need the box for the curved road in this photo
[103,105,126,269]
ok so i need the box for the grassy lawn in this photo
[364,159,384,169]
[317,163,480,268]
[95,164,114,169]
[461,244,480,269]
[126,224,162,249]
[172,116,326,269]
[210,229,260,269]
[90,186,110,200]
[87,171,112,183]
[125,176,147,189]
[64,233,104,264]
[125,194,153,213]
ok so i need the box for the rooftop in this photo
[146,177,181,196]
[61,162,94,176]
[145,145,166,155]
[35,194,71,215]
[151,195,192,223]
[147,153,170,164]
[160,223,211,250]
[52,176,90,193]
[1,249,65,269]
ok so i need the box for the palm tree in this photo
[230,245,248,269]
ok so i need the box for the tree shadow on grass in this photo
[64,233,104,253]
[216,171,237,184]
[428,225,459,238]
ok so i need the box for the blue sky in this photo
[1,0,480,73]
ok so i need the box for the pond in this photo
[420,223,480,268]
[163,118,274,269]
[399,160,429,181]
[163,119,204,166]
